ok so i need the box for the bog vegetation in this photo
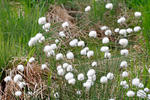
[0,0,150,100]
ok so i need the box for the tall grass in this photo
[0,0,49,79]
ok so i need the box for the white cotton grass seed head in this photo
[105,30,112,36]
[119,29,127,37]
[39,36,45,43]
[87,50,94,58]
[100,46,109,53]
[59,31,66,37]
[100,26,108,31]
[134,26,141,32]
[100,76,108,84]
[109,99,115,100]
[87,69,96,77]
[41,64,47,70]
[104,52,111,59]
[138,83,144,88]
[85,6,91,12]
[80,49,87,56]
[29,57,35,63]
[63,63,69,69]
[17,64,24,72]
[105,3,113,10]
[78,41,85,47]
[56,53,63,60]
[107,72,114,80]
[137,90,146,98]
[134,12,142,17]
[4,76,11,83]
[15,91,22,97]
[117,17,126,24]
[47,50,55,57]
[44,45,51,53]
[78,73,84,81]
[120,81,127,86]
[57,65,62,71]
[13,74,22,83]
[114,28,120,33]
[126,90,135,97]
[122,71,128,78]
[28,37,37,47]
[102,37,109,44]
[17,82,26,89]
[120,49,129,56]
[76,90,81,95]
[69,39,78,47]
[38,17,46,25]
[89,31,97,38]
[83,81,92,91]
[57,68,65,76]
[55,39,59,44]
[120,61,128,68]
[119,38,128,47]
[127,28,133,33]
[92,61,97,67]
[66,52,74,60]
[148,68,150,74]
[144,88,149,92]
[68,78,76,85]
[132,78,140,86]
[62,21,69,28]
[66,65,73,72]
[43,23,50,31]
[65,72,74,80]
[50,44,57,50]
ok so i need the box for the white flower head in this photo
[44,45,51,53]
[55,39,59,44]
[122,71,128,78]
[144,88,149,92]
[104,52,111,59]
[105,30,112,36]
[69,39,78,47]
[56,53,64,60]
[4,76,11,83]
[148,68,150,74]
[119,38,128,47]
[126,90,135,97]
[57,65,62,71]
[132,78,140,86]
[78,73,84,81]
[13,74,22,83]
[59,31,66,37]
[138,83,144,88]
[17,64,24,72]
[50,44,57,50]
[17,82,26,89]
[47,50,55,57]
[63,63,69,69]
[57,68,65,76]
[39,36,45,43]
[102,37,109,44]
[92,61,97,67]
[127,28,133,33]
[87,69,96,77]
[134,12,142,17]
[38,17,46,25]
[87,50,94,58]
[137,90,146,98]
[107,72,114,80]
[120,81,127,86]
[41,64,47,70]
[28,37,37,47]
[80,49,87,56]
[78,41,85,47]
[100,26,108,31]
[105,3,113,10]
[100,46,109,53]
[76,90,81,95]
[85,6,91,12]
[66,65,73,72]
[117,17,126,24]
[65,72,74,80]
[114,28,120,33]
[120,61,128,68]
[83,81,92,91]
[29,57,35,63]
[15,91,22,96]
[134,26,141,32]
[100,76,108,84]
[120,49,129,56]
[119,29,127,37]
[62,21,69,28]
[89,31,97,38]
[68,78,76,85]
[66,52,74,60]
[43,23,50,31]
